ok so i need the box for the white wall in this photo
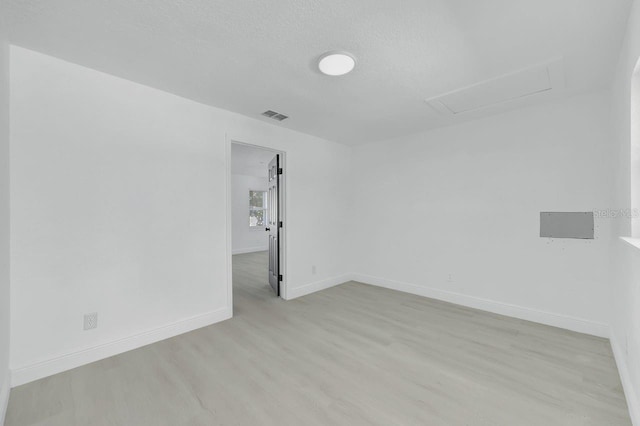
[0,2,11,422]
[9,46,352,386]
[351,91,613,337]
[232,174,268,254]
[610,0,640,423]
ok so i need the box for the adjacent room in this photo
[0,0,639,425]
[231,142,285,298]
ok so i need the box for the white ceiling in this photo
[231,143,277,178]
[4,0,632,145]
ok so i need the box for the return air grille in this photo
[261,110,289,121]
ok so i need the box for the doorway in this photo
[228,141,286,305]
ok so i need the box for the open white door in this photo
[266,154,281,295]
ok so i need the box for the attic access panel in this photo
[425,58,565,115]
[540,212,594,239]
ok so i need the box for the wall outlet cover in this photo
[84,313,98,330]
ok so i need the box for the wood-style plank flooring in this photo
[5,251,631,425]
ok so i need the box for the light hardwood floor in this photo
[5,251,631,425]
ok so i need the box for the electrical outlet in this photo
[446,274,453,283]
[84,313,98,330]
[312,265,317,275]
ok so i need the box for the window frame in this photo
[248,189,268,230]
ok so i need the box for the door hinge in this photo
[278,168,283,175]
[279,221,283,228]
[278,274,283,282]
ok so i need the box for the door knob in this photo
[265,227,271,231]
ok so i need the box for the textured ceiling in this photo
[3,0,633,145]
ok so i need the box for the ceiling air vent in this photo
[261,110,289,121]
[425,58,565,115]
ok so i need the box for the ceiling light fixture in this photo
[318,51,356,76]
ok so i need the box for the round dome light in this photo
[318,52,356,76]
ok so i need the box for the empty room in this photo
[0,0,639,425]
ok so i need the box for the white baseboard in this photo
[285,274,353,300]
[11,306,232,387]
[0,370,10,425]
[232,247,268,255]
[352,274,609,338]
[611,332,639,425]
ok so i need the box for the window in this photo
[249,190,267,228]
[632,58,640,237]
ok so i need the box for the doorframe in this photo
[225,135,288,309]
